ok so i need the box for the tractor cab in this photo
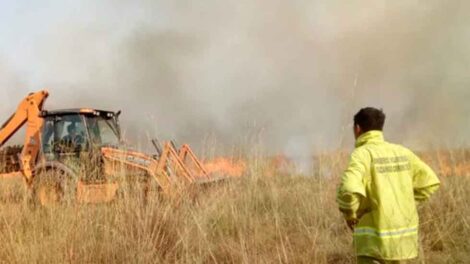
[41,109,121,160]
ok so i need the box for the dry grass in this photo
[0,153,468,264]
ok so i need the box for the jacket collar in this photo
[355,130,384,148]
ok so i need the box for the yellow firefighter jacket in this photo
[337,131,440,260]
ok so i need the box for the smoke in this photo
[1,1,470,154]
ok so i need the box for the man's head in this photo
[67,123,77,136]
[353,107,386,139]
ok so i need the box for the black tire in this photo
[32,169,76,206]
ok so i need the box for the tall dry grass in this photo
[0,152,468,264]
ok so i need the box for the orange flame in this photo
[204,158,246,177]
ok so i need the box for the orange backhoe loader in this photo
[0,90,233,205]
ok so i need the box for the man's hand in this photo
[346,219,358,231]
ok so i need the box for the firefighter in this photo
[337,107,440,264]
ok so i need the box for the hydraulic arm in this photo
[0,90,49,182]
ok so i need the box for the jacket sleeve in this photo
[337,149,368,220]
[409,152,440,203]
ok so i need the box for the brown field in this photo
[0,150,468,263]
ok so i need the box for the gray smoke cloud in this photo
[1,1,470,155]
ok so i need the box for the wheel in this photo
[32,169,75,206]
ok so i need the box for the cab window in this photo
[42,114,88,155]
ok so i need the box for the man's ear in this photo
[354,124,362,137]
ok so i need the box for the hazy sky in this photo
[1,1,470,155]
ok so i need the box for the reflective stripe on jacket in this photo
[337,131,440,260]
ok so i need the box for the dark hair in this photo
[354,107,386,132]
[67,123,77,132]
